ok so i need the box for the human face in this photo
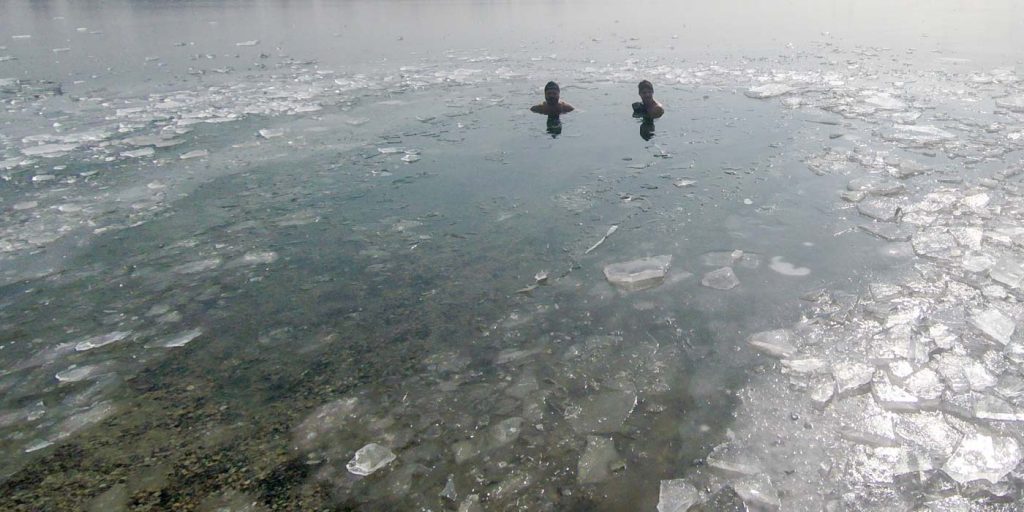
[639,88,654,104]
[545,88,559,104]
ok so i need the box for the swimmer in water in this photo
[632,80,664,119]
[530,81,575,116]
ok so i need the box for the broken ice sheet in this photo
[577,436,620,484]
[882,125,956,145]
[748,329,798,358]
[603,255,672,291]
[858,222,915,242]
[700,267,739,290]
[706,442,762,476]
[832,361,874,397]
[744,83,793,99]
[145,328,202,348]
[989,256,1024,289]
[564,389,637,434]
[968,308,1015,345]
[347,443,396,476]
[912,229,959,260]
[732,473,781,511]
[857,197,902,222]
[657,479,699,512]
[942,432,1021,485]
[75,331,131,352]
[258,128,284,139]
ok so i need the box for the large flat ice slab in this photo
[942,432,1021,485]
[603,255,672,291]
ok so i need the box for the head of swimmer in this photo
[638,80,654,105]
[544,81,560,105]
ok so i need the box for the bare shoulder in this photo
[560,101,575,113]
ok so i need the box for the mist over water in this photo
[2,1,1024,510]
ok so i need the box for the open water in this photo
[2,1,1024,510]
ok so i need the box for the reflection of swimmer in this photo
[640,116,655,140]
[530,81,575,116]
[631,80,665,119]
[546,115,563,137]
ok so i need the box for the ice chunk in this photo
[768,256,810,276]
[121,147,154,159]
[862,92,907,110]
[973,395,1024,421]
[744,83,793,99]
[912,229,958,260]
[904,368,944,406]
[488,417,523,448]
[22,143,77,157]
[53,401,118,440]
[893,413,962,459]
[564,390,637,433]
[847,177,904,196]
[989,256,1024,290]
[235,40,260,47]
[55,362,116,382]
[872,373,922,412]
[657,479,699,512]
[146,328,202,348]
[706,442,762,476]
[858,222,914,241]
[857,197,901,221]
[748,329,797,358]
[400,154,420,163]
[346,443,396,476]
[258,128,284,139]
[933,353,995,392]
[780,358,827,375]
[179,149,208,160]
[238,251,279,265]
[995,96,1024,113]
[832,361,874,397]
[733,473,781,511]
[942,432,1021,485]
[577,436,620,484]
[810,378,835,410]
[701,267,739,290]
[882,125,956,145]
[603,255,672,291]
[840,409,898,447]
[969,308,1015,345]
[173,258,222,274]
[75,331,131,352]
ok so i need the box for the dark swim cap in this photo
[544,81,560,91]
[638,80,654,92]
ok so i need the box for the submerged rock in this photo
[603,255,672,291]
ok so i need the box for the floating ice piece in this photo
[179,149,208,160]
[238,251,278,265]
[657,479,699,512]
[147,328,202,348]
[24,439,53,453]
[22,143,77,157]
[912,229,958,260]
[894,413,962,459]
[961,193,990,211]
[780,358,827,375]
[706,442,762,476]
[400,154,420,163]
[847,177,904,196]
[235,40,259,47]
[963,251,997,273]
[55,363,116,382]
[840,409,898,447]
[989,257,1024,290]
[832,361,874,397]
[122,147,155,159]
[701,267,739,290]
[768,256,809,276]
[857,197,901,221]
[889,159,930,179]
[577,436,620,484]
[903,368,944,406]
[862,92,907,110]
[872,373,922,412]
[933,353,995,393]
[858,222,914,242]
[733,473,781,511]
[12,201,37,211]
[564,389,637,434]
[995,96,1024,113]
[377,147,402,154]
[347,443,396,476]
[810,379,835,410]
[883,125,956,145]
[673,179,696,187]
[969,308,1015,345]
[53,401,118,440]
[585,225,619,254]
[75,331,131,352]
[973,395,1024,422]
[942,432,1021,485]
[748,329,797,358]
[173,258,222,274]
[744,83,793,99]
[52,47,70,53]
[488,417,523,448]
[603,254,671,291]
[258,128,284,139]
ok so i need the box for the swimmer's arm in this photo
[530,104,546,114]
[561,102,575,113]
[649,103,664,118]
